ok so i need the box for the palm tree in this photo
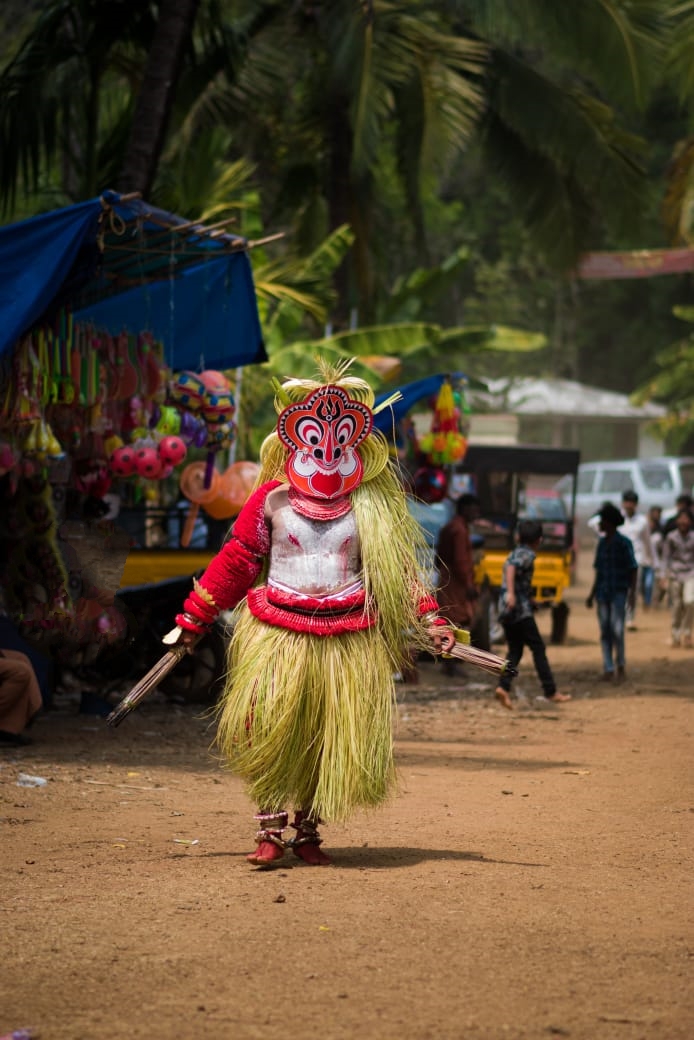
[118,0,201,197]
[0,0,673,309]
[176,0,669,312]
[453,0,670,267]
[180,1,488,320]
[0,0,157,208]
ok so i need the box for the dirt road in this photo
[1,559,693,1040]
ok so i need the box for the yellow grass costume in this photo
[175,362,445,864]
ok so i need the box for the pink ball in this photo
[135,447,163,479]
[198,370,231,393]
[158,435,187,466]
[110,446,137,477]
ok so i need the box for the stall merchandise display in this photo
[418,380,470,466]
[0,310,257,660]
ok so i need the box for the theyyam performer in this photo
[169,360,457,867]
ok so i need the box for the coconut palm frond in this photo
[439,325,546,353]
[293,322,442,359]
[296,224,355,282]
[253,279,329,324]
[464,0,666,107]
[662,137,694,245]
[384,245,471,322]
[669,1,694,100]
[265,344,385,387]
[482,50,648,267]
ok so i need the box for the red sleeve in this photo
[176,481,280,631]
[417,593,440,617]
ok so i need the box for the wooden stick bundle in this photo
[446,640,517,678]
[107,645,191,728]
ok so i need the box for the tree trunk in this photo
[118,0,200,198]
[327,98,355,329]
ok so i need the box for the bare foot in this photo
[547,692,572,703]
[495,687,514,710]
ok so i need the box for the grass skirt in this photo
[216,605,397,822]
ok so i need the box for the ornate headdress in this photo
[258,360,394,495]
[277,384,373,499]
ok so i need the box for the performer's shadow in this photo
[299,847,547,870]
[198,847,547,869]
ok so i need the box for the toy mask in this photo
[278,385,373,499]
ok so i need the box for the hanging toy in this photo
[134,446,163,479]
[178,461,222,547]
[419,380,469,466]
[158,435,187,467]
[154,405,181,436]
[203,460,261,520]
[198,370,235,422]
[110,445,138,477]
[170,371,206,411]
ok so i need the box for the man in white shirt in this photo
[618,490,655,629]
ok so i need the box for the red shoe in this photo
[247,811,288,868]
[246,838,285,867]
[292,842,332,866]
[290,811,332,866]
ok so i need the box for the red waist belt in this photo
[247,585,376,635]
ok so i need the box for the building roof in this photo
[473,377,665,420]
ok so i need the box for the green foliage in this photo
[633,306,694,450]
[2,0,694,438]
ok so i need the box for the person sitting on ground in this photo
[0,648,43,746]
[494,518,571,709]
[585,502,637,682]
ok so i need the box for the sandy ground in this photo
[1,555,693,1040]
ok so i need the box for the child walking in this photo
[495,519,571,708]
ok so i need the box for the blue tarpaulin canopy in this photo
[0,190,266,370]
[373,373,465,432]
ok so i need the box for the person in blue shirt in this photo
[585,502,638,682]
[495,519,571,709]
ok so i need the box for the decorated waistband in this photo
[247,585,375,634]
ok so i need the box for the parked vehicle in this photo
[555,456,694,543]
[453,445,580,646]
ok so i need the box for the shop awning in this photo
[0,190,266,370]
[373,373,465,432]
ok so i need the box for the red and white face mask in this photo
[277,385,373,500]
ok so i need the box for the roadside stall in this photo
[0,191,265,680]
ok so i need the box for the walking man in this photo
[586,503,638,682]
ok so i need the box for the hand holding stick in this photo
[107,630,199,727]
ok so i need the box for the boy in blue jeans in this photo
[495,519,571,709]
[585,502,638,681]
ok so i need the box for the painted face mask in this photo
[278,385,373,499]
